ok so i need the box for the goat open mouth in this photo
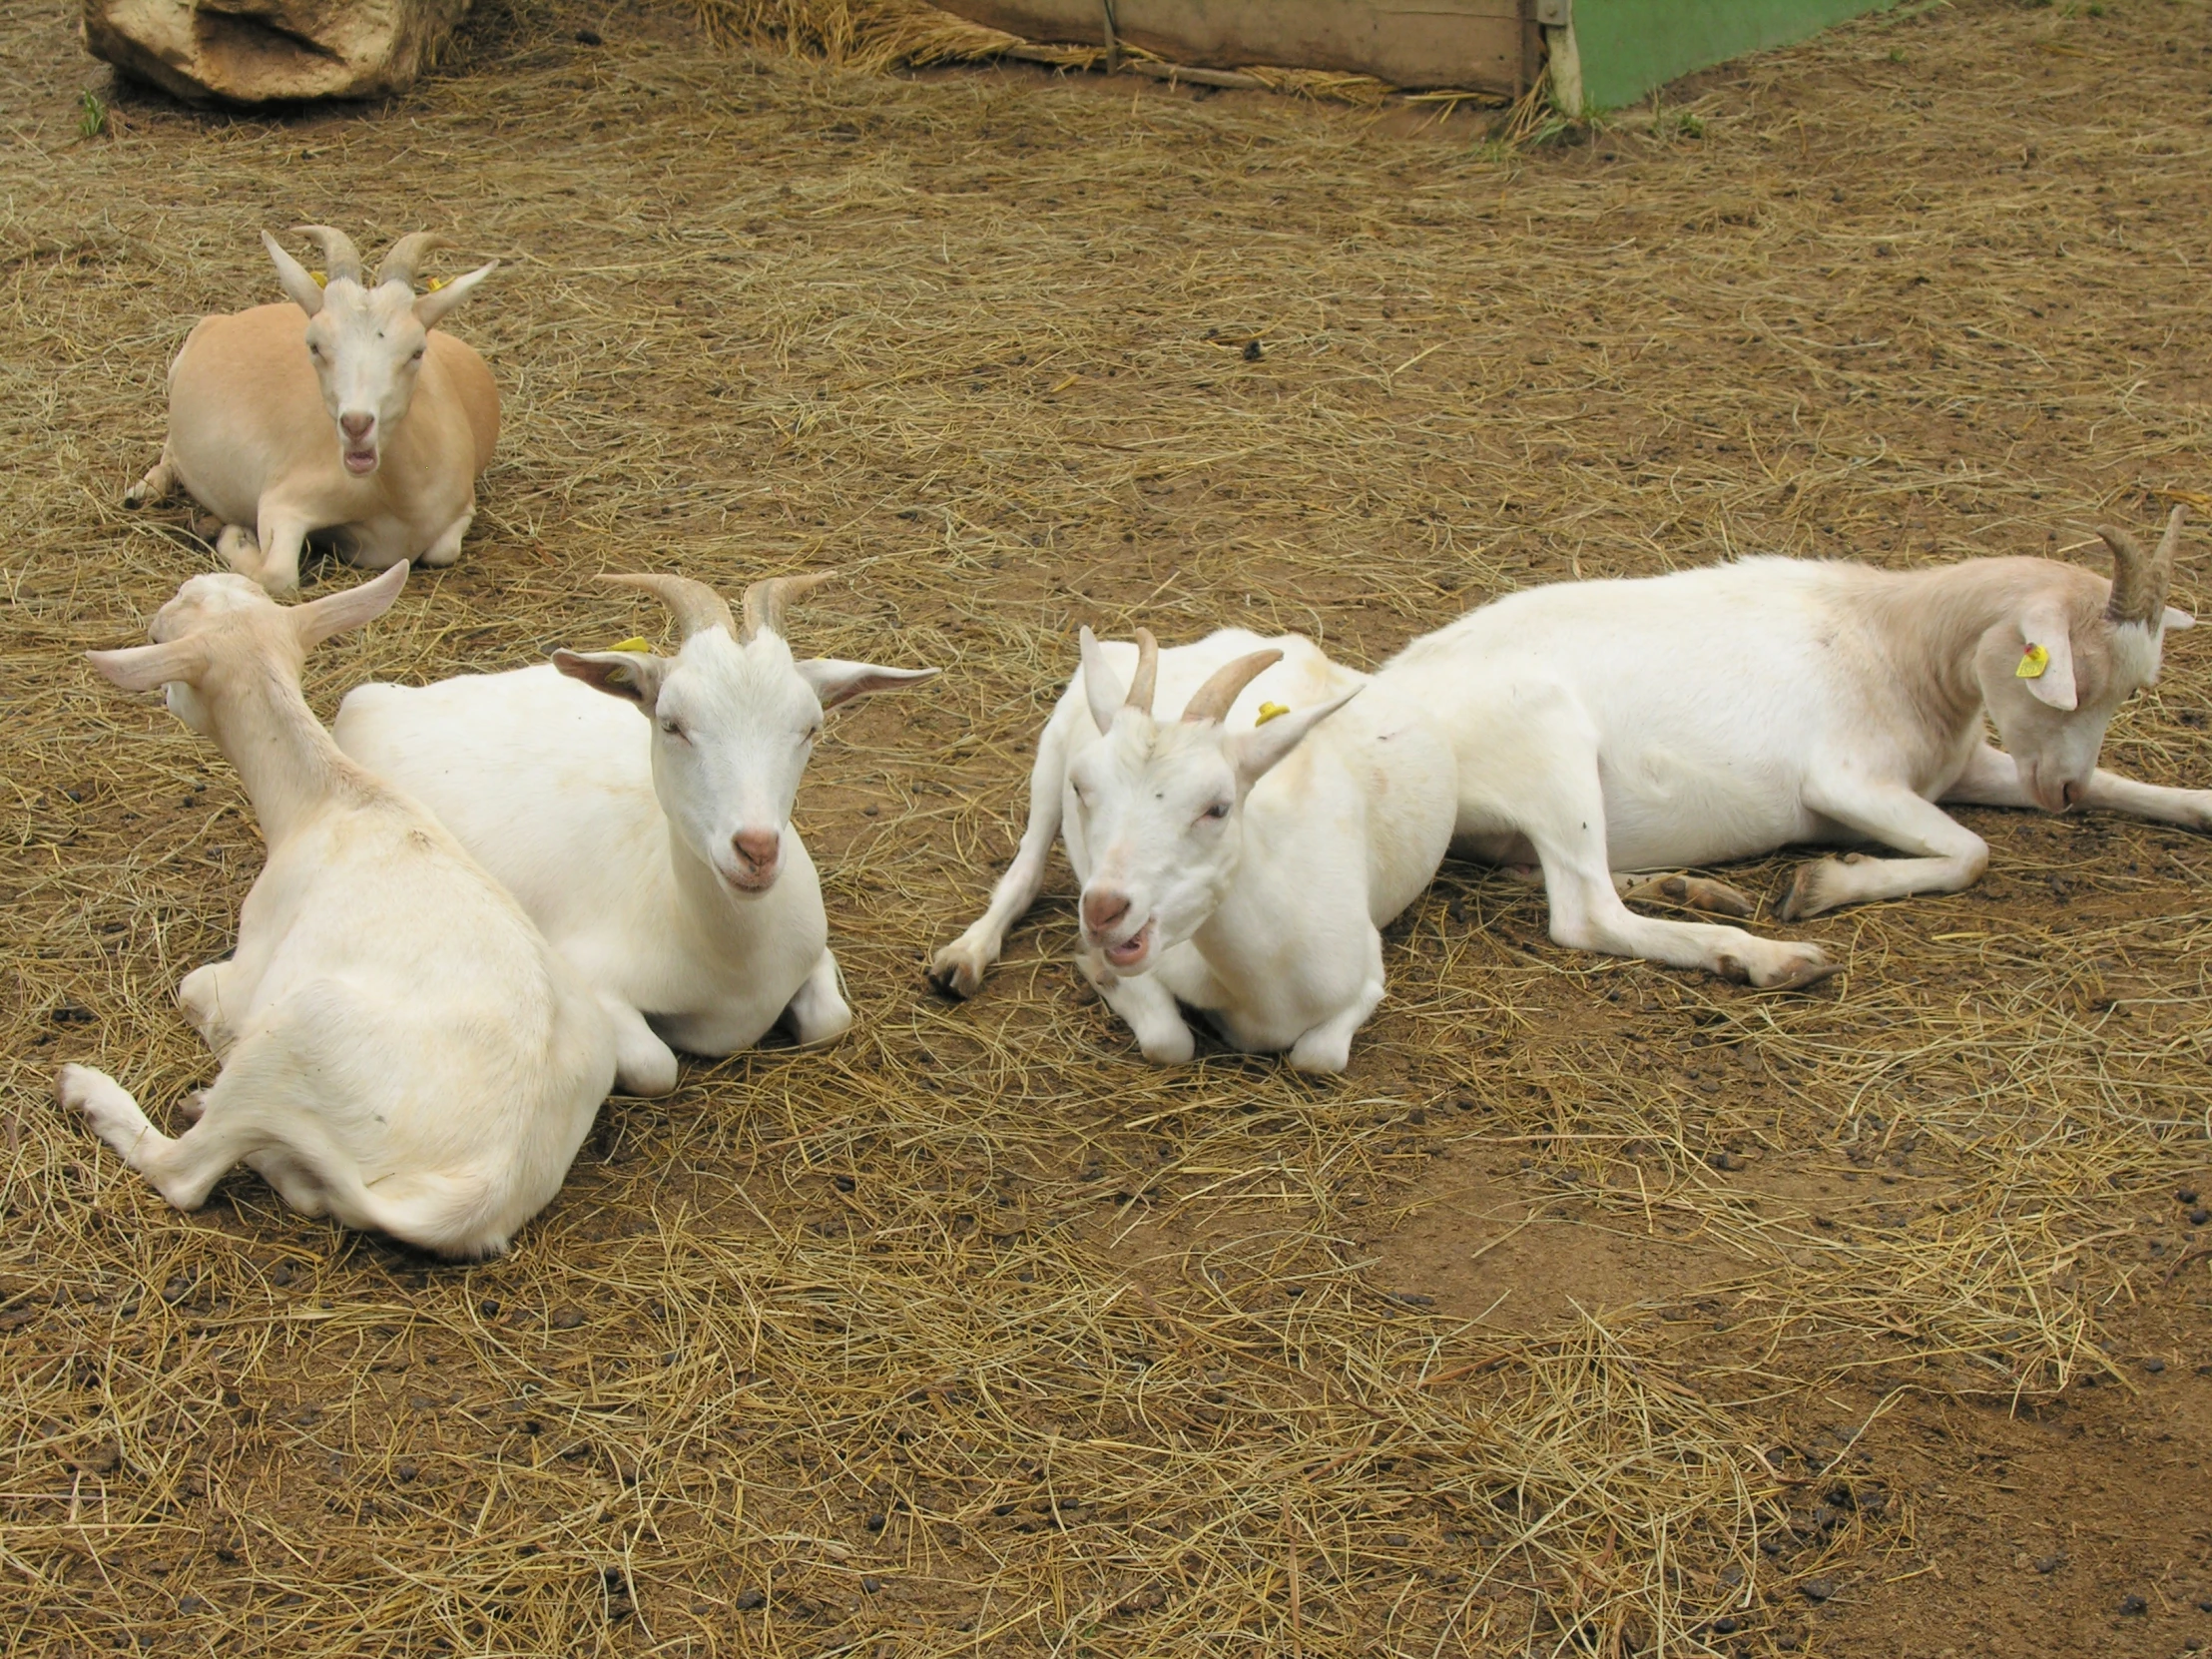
[343,447,378,475]
[1102,921,1154,970]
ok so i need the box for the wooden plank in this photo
[935,1,1529,92]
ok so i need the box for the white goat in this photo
[333,571,937,1097]
[931,628,1456,1073]
[58,565,615,1259]
[1380,509,2203,986]
[128,226,499,597]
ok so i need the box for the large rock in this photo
[83,0,474,106]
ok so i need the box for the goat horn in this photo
[1125,629,1159,716]
[2096,515,2170,625]
[599,573,735,641]
[2147,504,2188,621]
[292,225,363,285]
[740,571,833,642]
[376,232,447,290]
[1181,649,1284,724]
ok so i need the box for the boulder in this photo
[82,0,474,106]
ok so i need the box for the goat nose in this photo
[1082,888,1132,935]
[338,412,374,439]
[2060,780,2082,810]
[732,829,780,869]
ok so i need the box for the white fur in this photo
[931,629,1456,1073]
[127,228,500,597]
[61,565,614,1258]
[333,579,935,1096]
[1381,527,2204,986]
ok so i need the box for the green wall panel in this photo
[1572,0,1898,111]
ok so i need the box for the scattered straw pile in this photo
[4,0,2209,1652]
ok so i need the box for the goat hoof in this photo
[1774,865,1822,922]
[1765,953,1843,992]
[926,952,981,1000]
[1713,953,1751,984]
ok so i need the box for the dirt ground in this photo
[4,0,2211,1653]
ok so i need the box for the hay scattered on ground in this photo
[3,0,2210,1651]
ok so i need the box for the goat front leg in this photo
[600,997,679,1098]
[1288,929,1386,1075]
[931,719,1072,997]
[250,509,313,599]
[1951,742,2212,831]
[1779,779,1990,919]
[783,948,853,1047]
[56,1064,259,1212]
[1518,749,1836,988]
[1078,952,1195,1064]
[125,445,176,509]
[419,506,473,568]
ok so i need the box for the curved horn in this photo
[740,571,834,642]
[376,231,447,290]
[2097,510,2185,625]
[1125,628,1159,716]
[598,573,735,641]
[293,225,363,285]
[1181,649,1284,725]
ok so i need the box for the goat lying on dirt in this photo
[336,571,935,1096]
[128,226,498,597]
[932,627,1455,1073]
[1382,508,2202,986]
[60,566,614,1257]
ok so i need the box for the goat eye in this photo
[658,719,685,740]
[410,347,425,361]
[1202,802,1231,822]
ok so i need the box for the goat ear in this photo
[2015,601,2079,712]
[798,659,939,712]
[1222,687,1362,789]
[262,231,324,317]
[553,647,669,711]
[413,261,497,329]
[1078,627,1126,737]
[2162,606,2195,632]
[292,562,407,650]
[87,636,209,693]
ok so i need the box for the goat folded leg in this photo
[125,445,176,509]
[1615,871,1758,918]
[601,997,679,1098]
[1079,950,1195,1064]
[783,948,854,1047]
[1778,780,1990,920]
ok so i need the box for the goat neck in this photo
[1852,556,2096,729]
[191,639,367,845]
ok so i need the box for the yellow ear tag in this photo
[2016,643,2050,680]
[607,637,654,654]
[1255,701,1291,727]
[309,270,328,287]
[425,276,446,291]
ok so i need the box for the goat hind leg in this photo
[1615,871,1757,918]
[419,507,473,568]
[56,1064,257,1212]
[1522,752,1835,988]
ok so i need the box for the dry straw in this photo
[4,0,2209,1652]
